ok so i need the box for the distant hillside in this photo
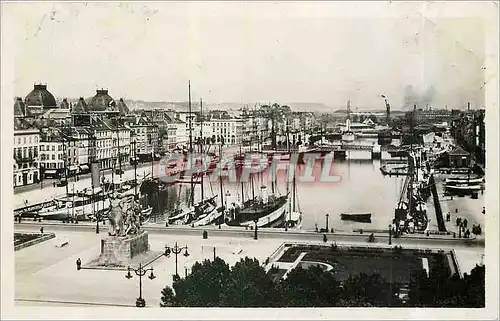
[285,103,334,113]
[121,100,334,113]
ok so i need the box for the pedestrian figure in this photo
[463,219,468,228]
[53,182,56,187]
[40,227,44,234]
[455,208,458,213]
[446,213,450,222]
[76,258,82,270]
[456,217,460,227]
[482,207,485,215]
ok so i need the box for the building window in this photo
[52,145,55,151]
[24,137,26,144]
[52,155,55,160]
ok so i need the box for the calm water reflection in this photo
[188,139,404,232]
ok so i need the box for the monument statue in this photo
[107,195,141,237]
[96,194,150,267]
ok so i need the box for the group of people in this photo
[444,209,473,238]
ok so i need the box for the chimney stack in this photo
[467,102,471,111]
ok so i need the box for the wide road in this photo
[14,221,484,251]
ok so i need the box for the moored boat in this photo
[225,185,288,228]
[445,177,484,185]
[340,213,372,223]
[38,192,110,221]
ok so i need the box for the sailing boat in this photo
[37,185,111,221]
[342,100,355,143]
[283,166,303,229]
[393,113,429,233]
[168,87,222,226]
[224,153,288,228]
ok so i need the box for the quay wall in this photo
[14,222,483,248]
[430,174,447,232]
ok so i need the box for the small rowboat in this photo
[445,177,484,185]
[340,213,372,223]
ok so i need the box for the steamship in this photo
[224,185,288,228]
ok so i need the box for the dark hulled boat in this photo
[225,185,288,228]
[340,213,371,223]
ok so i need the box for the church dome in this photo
[88,89,116,112]
[24,84,57,108]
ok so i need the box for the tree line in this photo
[160,257,484,308]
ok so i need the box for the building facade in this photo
[13,119,40,186]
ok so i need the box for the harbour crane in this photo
[381,95,391,124]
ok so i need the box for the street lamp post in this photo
[164,242,189,277]
[389,224,392,245]
[125,263,156,308]
[254,219,258,240]
[225,190,230,209]
[325,214,329,232]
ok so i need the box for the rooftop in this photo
[24,84,57,108]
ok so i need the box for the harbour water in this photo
[185,138,404,232]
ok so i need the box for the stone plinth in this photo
[97,231,149,267]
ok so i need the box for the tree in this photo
[225,257,279,307]
[341,273,398,307]
[171,257,231,307]
[160,285,177,307]
[279,266,340,307]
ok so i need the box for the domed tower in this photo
[72,97,91,126]
[60,98,70,109]
[117,98,130,116]
[72,97,88,114]
[14,97,27,118]
[88,89,117,110]
[24,84,57,116]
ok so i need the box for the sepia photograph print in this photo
[1,1,498,320]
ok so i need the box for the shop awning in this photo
[79,165,89,171]
[69,165,79,171]
[44,170,57,174]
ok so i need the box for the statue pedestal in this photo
[97,230,149,267]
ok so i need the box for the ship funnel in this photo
[260,185,268,204]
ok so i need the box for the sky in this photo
[3,1,496,110]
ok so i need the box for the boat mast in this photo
[219,143,224,210]
[239,144,244,204]
[189,80,194,207]
[251,170,255,201]
[200,97,204,201]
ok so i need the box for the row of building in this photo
[14,84,318,187]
